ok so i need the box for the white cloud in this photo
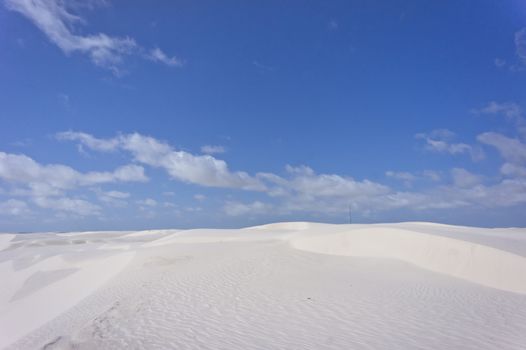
[279,165,389,199]
[201,145,226,155]
[79,164,148,185]
[386,171,416,186]
[223,201,270,216]
[477,132,526,164]
[252,163,526,216]
[111,164,149,182]
[474,102,526,182]
[494,58,506,68]
[422,170,441,182]
[416,129,485,161]
[49,129,526,220]
[465,178,526,207]
[57,132,266,191]
[476,101,522,120]
[0,151,147,216]
[103,190,130,199]
[478,131,526,179]
[137,198,157,207]
[95,189,130,206]
[136,198,158,218]
[57,131,120,152]
[194,194,206,201]
[474,101,526,137]
[273,176,526,215]
[185,206,202,212]
[259,165,485,215]
[0,199,30,216]
[147,47,183,67]
[489,178,526,206]
[5,0,135,72]
[257,165,397,215]
[252,60,275,72]
[495,28,526,72]
[451,168,483,188]
[0,152,147,195]
[515,28,526,64]
[33,196,100,216]
[501,163,526,178]
[121,134,265,190]
[5,0,182,72]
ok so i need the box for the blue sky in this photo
[1,0,526,231]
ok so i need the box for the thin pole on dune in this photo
[348,204,352,224]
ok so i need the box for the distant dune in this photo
[1,222,525,349]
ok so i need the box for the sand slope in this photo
[1,223,526,349]
[290,225,526,294]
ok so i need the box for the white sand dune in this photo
[0,234,15,251]
[1,222,526,349]
[290,225,526,294]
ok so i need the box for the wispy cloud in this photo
[94,189,130,207]
[57,93,71,109]
[4,0,183,73]
[477,132,526,166]
[422,170,441,182]
[201,145,226,155]
[328,19,338,31]
[474,102,526,179]
[252,60,275,72]
[56,131,120,152]
[230,163,526,218]
[223,201,270,216]
[495,28,526,72]
[136,198,157,207]
[475,101,522,120]
[0,199,30,216]
[515,28,526,65]
[386,170,417,186]
[194,194,206,201]
[415,129,485,161]
[10,138,32,148]
[473,101,526,137]
[147,47,183,67]
[33,196,100,216]
[494,58,506,68]
[450,168,483,188]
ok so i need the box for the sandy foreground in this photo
[1,222,526,349]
